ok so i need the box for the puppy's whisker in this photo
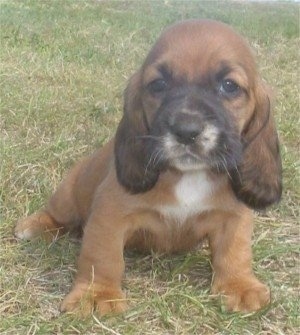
[213,153,231,178]
[144,148,163,176]
[153,150,164,170]
[152,148,164,168]
[232,164,242,183]
[221,158,231,179]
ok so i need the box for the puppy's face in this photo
[115,20,282,209]
[142,21,259,172]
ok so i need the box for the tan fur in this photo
[15,20,282,316]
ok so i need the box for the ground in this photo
[0,1,299,334]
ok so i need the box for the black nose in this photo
[170,122,200,145]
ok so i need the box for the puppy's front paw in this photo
[212,276,270,312]
[61,283,128,317]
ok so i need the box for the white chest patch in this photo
[159,171,215,223]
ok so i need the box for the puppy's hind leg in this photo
[15,163,82,242]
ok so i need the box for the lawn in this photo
[0,0,299,334]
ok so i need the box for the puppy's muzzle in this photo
[150,88,242,172]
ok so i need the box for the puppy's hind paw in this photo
[15,211,62,241]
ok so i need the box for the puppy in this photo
[15,19,282,316]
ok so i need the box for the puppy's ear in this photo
[114,71,160,193]
[230,81,282,209]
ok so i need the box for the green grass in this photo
[1,1,299,334]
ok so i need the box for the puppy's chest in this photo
[158,172,215,223]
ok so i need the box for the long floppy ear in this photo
[114,71,160,193]
[230,81,282,209]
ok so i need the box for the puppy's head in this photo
[115,19,282,209]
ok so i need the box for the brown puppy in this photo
[15,19,282,316]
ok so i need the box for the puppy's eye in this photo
[220,79,240,96]
[148,79,168,94]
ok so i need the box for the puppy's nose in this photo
[170,122,200,145]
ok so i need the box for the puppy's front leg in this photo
[209,209,270,312]
[61,211,128,317]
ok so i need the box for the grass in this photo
[0,0,299,334]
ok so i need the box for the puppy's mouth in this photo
[163,123,218,170]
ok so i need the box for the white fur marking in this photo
[201,124,219,153]
[159,171,215,223]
